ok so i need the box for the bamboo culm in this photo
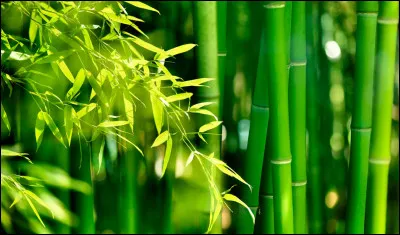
[365,2,399,233]
[346,2,378,234]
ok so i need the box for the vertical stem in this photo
[264,1,294,233]
[306,2,324,233]
[289,2,307,234]
[346,2,378,233]
[192,2,221,233]
[365,2,399,233]
[217,1,227,117]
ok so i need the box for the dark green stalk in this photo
[288,2,307,234]
[192,2,221,233]
[346,2,378,233]
[365,2,399,233]
[305,2,324,233]
[285,1,292,67]
[264,1,294,233]
[238,28,269,234]
[217,1,227,117]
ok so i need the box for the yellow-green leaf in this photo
[97,136,105,174]
[1,103,11,132]
[125,1,160,14]
[158,44,197,60]
[77,103,97,119]
[42,112,66,147]
[199,121,222,133]
[150,94,164,134]
[24,195,46,227]
[151,130,169,148]
[165,92,193,103]
[24,190,54,219]
[35,111,45,151]
[86,72,109,108]
[123,91,134,132]
[81,28,94,50]
[1,149,32,164]
[29,9,41,44]
[9,193,22,208]
[185,151,195,168]
[98,121,130,128]
[66,68,86,100]
[130,36,164,54]
[223,193,255,224]
[57,60,74,83]
[174,78,214,88]
[161,134,172,178]
[189,109,218,121]
[190,102,215,110]
[64,105,73,146]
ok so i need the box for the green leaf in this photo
[130,36,164,54]
[165,92,193,103]
[198,133,207,143]
[23,194,45,227]
[57,60,75,83]
[86,71,109,108]
[174,78,214,88]
[208,157,251,190]
[81,28,94,50]
[42,112,67,147]
[151,130,169,148]
[185,151,195,168]
[64,105,73,146]
[1,103,11,132]
[35,50,74,64]
[189,109,218,121]
[7,51,32,61]
[24,190,54,219]
[123,91,134,132]
[190,102,215,110]
[98,120,130,128]
[97,136,105,174]
[199,121,222,133]
[158,44,197,60]
[9,193,22,208]
[150,94,164,134]
[77,103,97,119]
[223,193,255,224]
[66,68,86,100]
[125,1,160,14]
[35,111,45,151]
[1,149,32,164]
[29,9,42,44]
[161,134,172,178]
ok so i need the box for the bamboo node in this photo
[292,181,307,186]
[217,53,227,56]
[357,12,378,16]
[369,158,390,165]
[351,127,372,132]
[377,18,399,24]
[263,3,285,9]
[270,158,292,165]
[290,61,307,67]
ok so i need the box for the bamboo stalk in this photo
[305,2,324,233]
[288,2,307,234]
[365,2,399,233]
[238,28,269,234]
[264,2,294,233]
[346,2,378,233]
[217,1,227,117]
[192,2,221,233]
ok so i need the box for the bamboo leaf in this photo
[7,51,32,61]
[77,103,97,119]
[198,133,207,143]
[1,149,32,164]
[29,9,41,44]
[157,44,197,60]
[223,193,255,224]
[1,103,11,132]
[161,134,172,177]
[185,151,195,167]
[35,50,74,64]
[125,1,160,14]
[66,68,86,100]
[199,121,222,133]
[86,72,109,108]
[24,190,54,219]
[165,92,193,103]
[9,193,22,208]
[151,130,169,148]
[42,112,67,147]
[35,111,45,151]
[98,121,130,128]
[23,194,45,227]
[123,91,134,132]
[130,36,164,54]
[189,109,218,121]
[64,105,73,146]
[81,28,94,50]
[97,136,105,174]
[209,157,251,190]
[174,78,214,88]
[190,102,215,110]
[57,60,75,83]
[150,94,164,134]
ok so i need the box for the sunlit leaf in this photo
[165,92,193,103]
[190,102,215,110]
[161,134,172,177]
[157,44,197,60]
[1,103,11,132]
[189,109,218,121]
[35,50,74,64]
[66,68,86,100]
[81,28,94,50]
[151,130,169,148]
[175,78,214,88]
[150,94,163,134]
[130,36,164,54]
[123,91,134,132]
[57,60,75,83]
[24,190,54,219]
[223,193,255,224]
[97,136,105,174]
[199,121,222,133]
[98,120,130,128]
[64,105,73,146]
[125,1,160,14]
[29,9,42,44]
[42,112,67,147]
[185,151,195,168]
[35,111,45,151]
[24,194,45,227]
[86,72,109,108]
[1,149,32,164]
[9,192,22,208]
[77,103,97,119]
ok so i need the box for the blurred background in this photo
[1,1,399,234]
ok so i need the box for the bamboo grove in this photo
[1,1,399,234]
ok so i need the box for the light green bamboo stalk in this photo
[365,2,399,234]
[305,2,324,233]
[288,2,307,234]
[264,1,294,233]
[192,2,221,233]
[217,1,227,117]
[346,2,378,234]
